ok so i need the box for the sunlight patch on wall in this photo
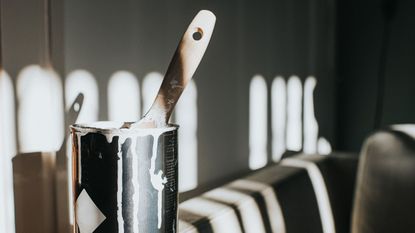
[303,76,318,154]
[65,70,99,123]
[318,137,332,155]
[0,70,16,160]
[249,75,268,170]
[286,76,303,152]
[175,80,198,192]
[0,70,16,233]
[271,76,286,161]
[142,72,163,115]
[17,65,64,153]
[108,71,140,122]
[252,74,333,167]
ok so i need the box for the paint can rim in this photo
[70,121,179,135]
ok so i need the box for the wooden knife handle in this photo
[146,10,216,125]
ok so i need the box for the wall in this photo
[336,0,415,151]
[0,0,337,230]
[63,0,337,192]
[0,1,337,226]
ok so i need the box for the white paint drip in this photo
[136,106,168,128]
[149,131,168,229]
[130,138,139,233]
[116,138,125,233]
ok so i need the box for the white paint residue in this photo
[281,158,335,233]
[138,106,168,128]
[149,132,168,229]
[117,138,125,233]
[130,138,139,233]
[87,121,124,129]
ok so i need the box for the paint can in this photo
[70,122,178,233]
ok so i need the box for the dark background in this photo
[336,0,415,151]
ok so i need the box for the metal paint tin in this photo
[71,122,178,233]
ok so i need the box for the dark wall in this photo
[65,0,336,189]
[0,0,337,193]
[336,0,415,151]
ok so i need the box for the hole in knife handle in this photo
[192,27,203,41]
[74,102,80,112]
